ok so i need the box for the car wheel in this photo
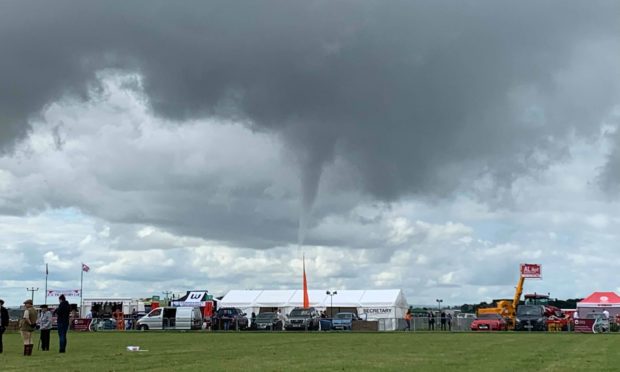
[139,325,148,331]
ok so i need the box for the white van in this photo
[137,307,202,330]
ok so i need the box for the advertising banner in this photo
[184,291,206,302]
[520,263,542,278]
[47,289,81,297]
[73,318,93,332]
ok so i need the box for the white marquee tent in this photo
[219,289,409,331]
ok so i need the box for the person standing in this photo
[440,311,447,331]
[54,294,70,353]
[39,305,52,351]
[428,311,435,331]
[447,313,453,331]
[277,309,287,330]
[404,309,413,331]
[20,299,37,356]
[0,299,9,354]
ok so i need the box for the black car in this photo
[254,312,283,331]
[284,307,321,331]
[515,305,547,331]
[212,307,249,330]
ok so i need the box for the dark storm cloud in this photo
[1,0,619,201]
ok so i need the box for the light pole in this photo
[27,287,39,303]
[326,290,337,318]
[436,299,443,312]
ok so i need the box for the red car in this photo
[470,313,507,331]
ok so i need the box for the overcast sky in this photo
[1,1,620,307]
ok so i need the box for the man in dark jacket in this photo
[54,295,71,353]
[0,299,9,354]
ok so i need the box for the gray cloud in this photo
[2,0,619,204]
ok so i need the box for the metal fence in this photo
[377,317,475,332]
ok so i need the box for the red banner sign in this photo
[520,263,542,278]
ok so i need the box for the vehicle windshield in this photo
[218,308,239,316]
[517,305,543,316]
[477,314,501,320]
[256,312,275,320]
[289,309,312,317]
[335,313,353,319]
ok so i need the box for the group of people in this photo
[403,309,453,331]
[0,294,71,356]
[428,311,452,331]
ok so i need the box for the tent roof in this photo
[219,289,408,309]
[578,292,620,305]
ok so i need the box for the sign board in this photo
[185,291,205,302]
[47,289,81,297]
[73,318,93,332]
[359,307,393,319]
[520,263,542,278]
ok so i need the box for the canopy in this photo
[576,291,620,318]
[577,292,620,306]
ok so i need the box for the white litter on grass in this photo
[126,346,149,352]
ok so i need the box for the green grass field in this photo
[1,331,619,371]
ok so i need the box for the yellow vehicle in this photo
[476,275,525,330]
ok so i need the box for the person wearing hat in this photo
[39,304,52,351]
[20,299,37,356]
[0,299,9,354]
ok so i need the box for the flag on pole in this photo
[302,255,310,308]
[82,263,90,272]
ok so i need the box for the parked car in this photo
[284,307,320,331]
[212,307,249,330]
[89,318,117,331]
[331,312,359,330]
[254,312,282,331]
[470,313,507,331]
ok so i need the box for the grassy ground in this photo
[1,330,619,371]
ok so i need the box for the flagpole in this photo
[80,264,84,317]
[44,263,48,305]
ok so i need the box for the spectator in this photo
[39,305,53,351]
[251,312,257,330]
[428,312,435,331]
[440,312,447,331]
[404,309,413,331]
[113,308,125,330]
[54,294,71,353]
[0,299,9,354]
[277,309,288,329]
[20,299,37,356]
[447,313,452,331]
[131,309,138,330]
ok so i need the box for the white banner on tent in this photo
[47,289,81,297]
[172,301,207,307]
[359,307,393,318]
